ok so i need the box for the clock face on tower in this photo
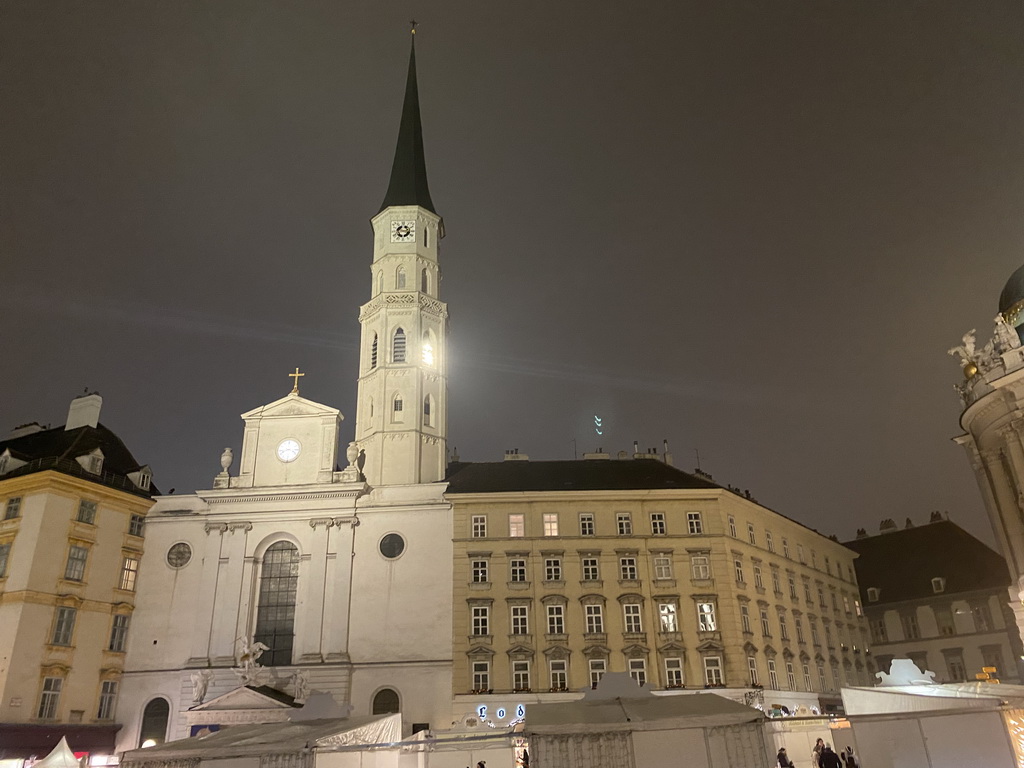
[276,439,301,463]
[391,220,416,243]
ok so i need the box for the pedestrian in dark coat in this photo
[820,746,843,768]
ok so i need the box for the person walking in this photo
[778,747,795,768]
[820,745,843,768]
[812,738,825,768]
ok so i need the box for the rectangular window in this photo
[550,659,568,690]
[753,565,764,589]
[511,605,529,635]
[665,657,684,687]
[471,606,489,636]
[654,555,673,580]
[64,545,88,581]
[783,538,790,558]
[508,514,525,537]
[589,658,606,688]
[982,646,1004,673]
[97,680,117,720]
[623,604,643,633]
[471,515,487,538]
[728,516,737,537]
[52,606,77,646]
[691,555,710,580]
[818,588,826,608]
[766,531,775,552]
[831,662,840,690]
[4,497,21,520]
[825,556,831,575]
[659,603,678,632]
[817,662,826,690]
[0,542,10,578]
[698,602,717,631]
[619,557,637,580]
[811,551,818,569]
[651,512,666,535]
[767,659,779,688]
[628,658,646,686]
[789,576,798,599]
[109,614,129,652]
[843,595,851,613]
[472,559,489,583]
[786,661,796,689]
[687,512,704,534]
[747,523,756,544]
[779,613,790,641]
[704,656,723,686]
[936,608,955,636]
[973,603,992,632]
[582,557,600,581]
[824,623,833,647]
[585,604,604,633]
[512,660,531,690]
[831,592,839,612]
[810,620,820,646]
[803,663,812,691]
[617,513,632,535]
[579,513,595,536]
[543,513,559,537]
[798,544,805,563]
[544,558,562,581]
[740,603,751,633]
[804,581,813,603]
[509,558,527,582]
[77,500,97,525]
[472,661,490,691]
[734,559,745,584]
[902,612,920,640]
[760,609,772,637]
[119,556,139,591]
[771,568,781,594]
[795,616,804,644]
[747,655,759,685]
[547,604,565,635]
[855,599,863,617]
[38,677,62,719]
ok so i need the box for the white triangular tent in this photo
[32,737,81,768]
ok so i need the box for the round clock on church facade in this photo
[277,439,301,463]
[391,220,415,243]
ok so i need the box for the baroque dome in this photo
[999,262,1024,315]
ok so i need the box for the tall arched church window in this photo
[393,394,404,422]
[393,328,406,363]
[370,334,378,369]
[421,331,434,366]
[254,542,299,667]
[421,268,428,294]
[139,698,170,747]
[396,267,406,290]
[423,395,433,427]
[372,688,400,714]
[424,227,429,248]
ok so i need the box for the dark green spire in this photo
[379,31,437,214]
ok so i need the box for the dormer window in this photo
[866,587,880,603]
[128,467,152,492]
[931,577,946,594]
[76,448,104,475]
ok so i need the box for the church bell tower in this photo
[355,30,448,486]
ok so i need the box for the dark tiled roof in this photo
[379,35,436,214]
[842,521,1010,605]
[445,458,721,493]
[0,423,157,498]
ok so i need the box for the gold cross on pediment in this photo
[288,367,305,394]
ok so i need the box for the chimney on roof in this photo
[879,519,897,533]
[663,439,673,466]
[66,392,102,430]
[583,449,610,460]
[10,422,44,438]
[504,449,529,461]
[905,517,914,529]
[856,528,868,539]
[930,510,943,523]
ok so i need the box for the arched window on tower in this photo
[423,395,433,427]
[254,542,299,667]
[421,331,434,366]
[393,328,406,363]
[421,268,428,294]
[372,688,400,714]
[139,698,170,747]
[424,227,429,248]
[370,333,378,369]
[396,267,406,290]
[393,394,404,422]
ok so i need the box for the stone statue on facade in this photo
[995,313,1022,353]
[232,637,270,686]
[190,669,214,704]
[975,337,998,373]
[947,329,978,367]
[875,658,936,686]
[290,669,310,703]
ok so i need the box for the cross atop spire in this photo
[379,29,437,214]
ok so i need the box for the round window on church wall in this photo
[379,533,405,559]
[167,542,192,568]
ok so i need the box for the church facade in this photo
[115,35,454,750]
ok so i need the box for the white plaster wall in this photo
[851,711,1012,768]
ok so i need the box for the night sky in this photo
[4,2,1023,544]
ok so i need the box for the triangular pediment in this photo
[190,685,297,711]
[241,393,341,421]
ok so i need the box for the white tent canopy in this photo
[31,737,80,768]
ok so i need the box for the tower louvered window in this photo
[393,328,406,363]
[371,334,378,368]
